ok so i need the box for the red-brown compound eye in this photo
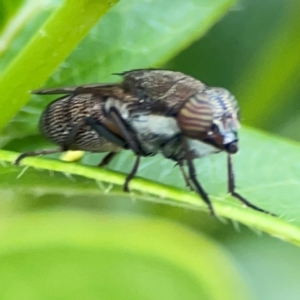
[177,93,213,139]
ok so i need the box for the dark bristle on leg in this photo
[108,107,144,192]
[176,160,195,191]
[14,147,64,166]
[227,154,276,216]
[182,137,215,216]
[98,152,118,167]
[15,121,81,166]
[109,107,141,154]
[85,117,127,148]
[186,156,215,216]
[124,155,141,192]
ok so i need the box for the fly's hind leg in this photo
[84,117,125,169]
[106,107,142,192]
[14,124,81,166]
[15,147,64,165]
[85,117,127,149]
[86,113,142,192]
[98,152,118,167]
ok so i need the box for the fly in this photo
[15,69,273,216]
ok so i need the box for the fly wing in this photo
[33,69,207,116]
[33,83,124,97]
[119,69,207,115]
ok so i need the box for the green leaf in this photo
[0,0,119,131]
[1,126,300,246]
[0,0,24,34]
[234,1,300,131]
[0,211,253,300]
[0,0,235,142]
[0,0,62,69]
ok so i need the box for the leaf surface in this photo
[0,211,253,300]
[1,127,300,246]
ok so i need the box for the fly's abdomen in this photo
[39,96,71,146]
[39,94,121,152]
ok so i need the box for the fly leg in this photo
[84,116,127,170]
[85,117,127,149]
[123,155,141,192]
[227,154,275,215]
[182,137,215,215]
[86,115,142,192]
[15,147,65,165]
[176,160,195,191]
[98,152,118,167]
[160,134,194,190]
[14,124,81,165]
[107,107,142,192]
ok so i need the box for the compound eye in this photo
[177,93,213,139]
[225,141,238,154]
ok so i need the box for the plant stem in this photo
[1,148,300,247]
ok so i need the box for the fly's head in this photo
[204,87,240,154]
[177,87,240,154]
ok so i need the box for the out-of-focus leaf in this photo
[0,0,24,33]
[0,0,119,131]
[0,0,62,69]
[2,127,300,246]
[235,1,300,131]
[222,231,300,300]
[170,0,290,89]
[0,211,253,300]
[171,0,300,137]
[0,0,235,143]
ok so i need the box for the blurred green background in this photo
[1,0,300,299]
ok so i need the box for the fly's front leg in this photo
[98,152,118,167]
[227,154,275,216]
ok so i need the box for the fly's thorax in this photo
[128,112,180,156]
[104,96,181,155]
[160,135,220,161]
[188,139,220,158]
